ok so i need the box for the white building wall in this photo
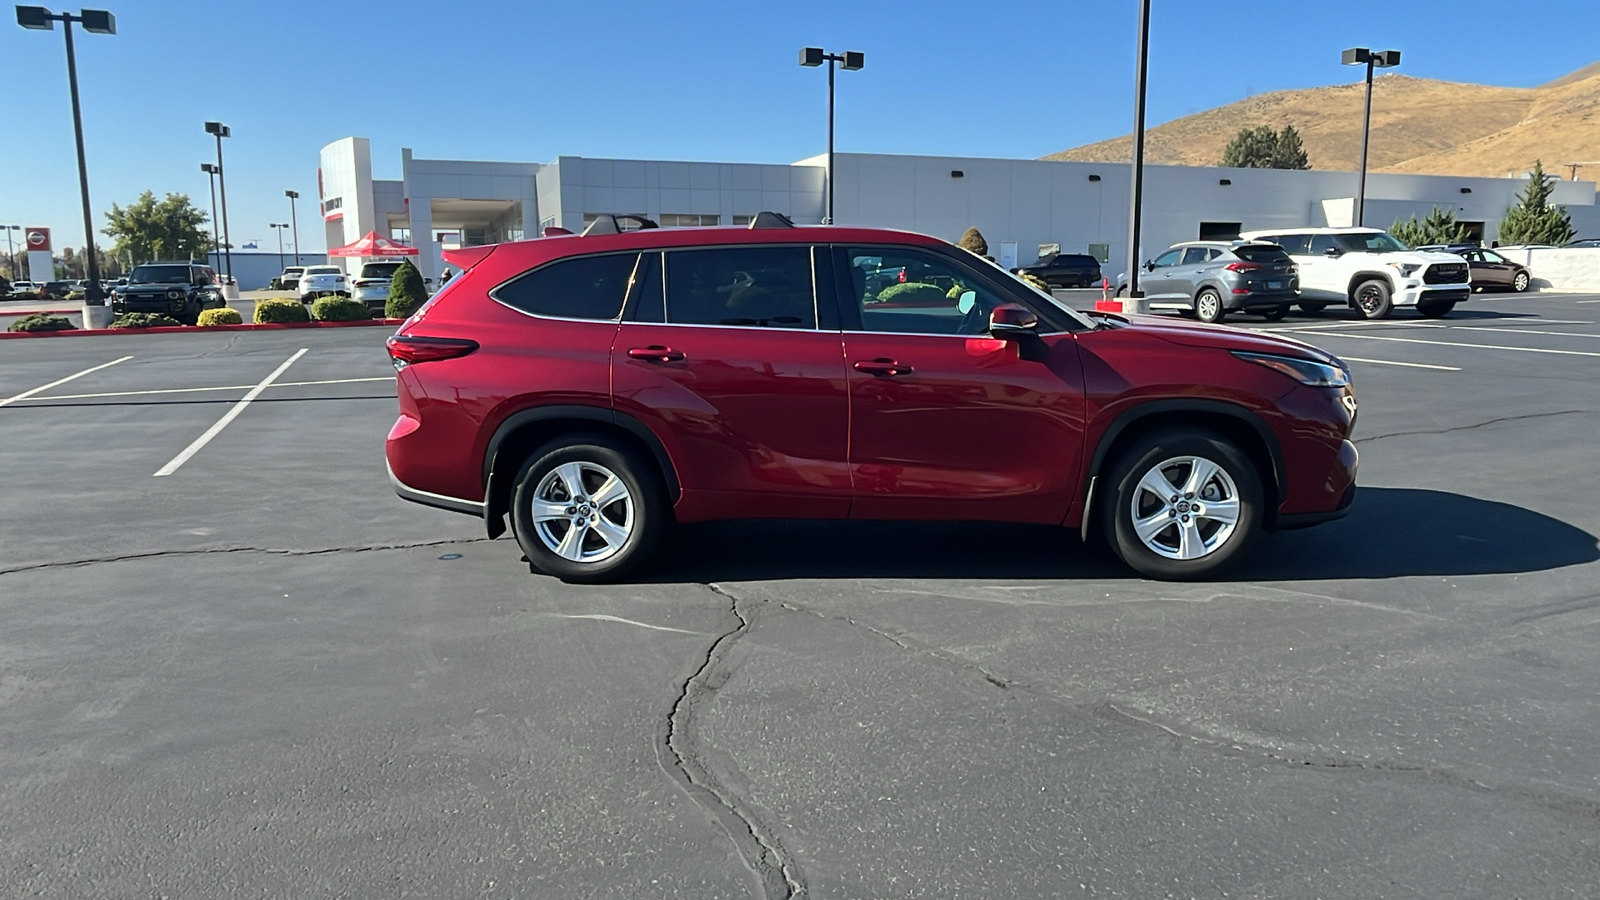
[318,137,377,275]
[548,157,825,232]
[402,148,540,281]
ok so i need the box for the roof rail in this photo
[749,211,794,229]
[581,214,659,236]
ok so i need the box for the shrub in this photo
[253,298,311,324]
[945,283,971,300]
[385,259,428,319]
[874,282,948,305]
[957,227,988,256]
[8,313,76,333]
[109,312,184,329]
[311,296,370,322]
[1019,272,1053,293]
[197,307,244,327]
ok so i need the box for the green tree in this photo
[102,191,213,265]
[1390,207,1470,248]
[1269,124,1311,170]
[1498,160,1576,245]
[1220,125,1312,169]
[957,226,988,256]
[385,259,428,319]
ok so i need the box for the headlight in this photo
[1234,351,1350,387]
[167,290,183,299]
[1386,262,1421,278]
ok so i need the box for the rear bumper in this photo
[1223,289,1297,310]
[387,460,484,518]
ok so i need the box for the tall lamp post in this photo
[16,6,116,305]
[1125,0,1152,299]
[269,223,288,270]
[200,162,221,269]
[204,120,233,280]
[1342,47,1400,227]
[285,190,301,265]
[799,47,864,225]
[3,224,19,281]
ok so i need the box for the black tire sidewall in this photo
[1354,279,1392,319]
[511,435,666,583]
[1101,430,1263,580]
[1262,305,1289,321]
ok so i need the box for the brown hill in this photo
[1044,64,1600,179]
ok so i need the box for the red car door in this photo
[835,245,1088,523]
[612,245,851,523]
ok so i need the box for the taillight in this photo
[897,269,907,283]
[1225,262,1262,273]
[386,335,479,369]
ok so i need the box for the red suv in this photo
[385,215,1358,582]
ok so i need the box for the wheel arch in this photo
[482,406,681,539]
[1345,271,1394,305]
[1084,400,1287,536]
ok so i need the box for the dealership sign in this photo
[25,227,51,252]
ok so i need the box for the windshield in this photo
[968,252,1097,331]
[129,265,193,284]
[1335,232,1409,253]
[360,263,403,279]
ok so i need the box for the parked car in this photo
[1129,241,1299,323]
[384,213,1358,583]
[1416,245,1531,292]
[298,265,349,302]
[1014,252,1103,288]
[279,266,306,292]
[110,262,226,324]
[1238,227,1469,318]
[39,281,76,299]
[7,281,42,295]
[351,261,406,313]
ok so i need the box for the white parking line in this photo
[17,376,392,403]
[153,349,307,477]
[1339,356,1461,371]
[1436,325,1600,340]
[0,356,132,408]
[1306,332,1600,358]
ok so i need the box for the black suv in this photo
[111,263,225,324]
[1014,253,1103,288]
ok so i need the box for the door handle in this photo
[628,346,686,363]
[853,358,913,376]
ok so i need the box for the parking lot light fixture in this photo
[285,190,301,266]
[1126,0,1151,299]
[1342,47,1401,227]
[270,223,288,270]
[16,6,117,305]
[200,163,220,268]
[799,47,864,225]
[205,121,233,280]
[3,225,19,281]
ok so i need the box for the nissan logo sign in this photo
[25,228,50,251]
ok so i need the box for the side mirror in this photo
[1143,259,1156,271]
[989,303,1038,338]
[1323,246,1343,258]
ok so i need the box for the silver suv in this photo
[1136,241,1299,323]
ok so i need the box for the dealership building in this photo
[318,136,1600,284]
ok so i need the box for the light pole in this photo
[17,6,116,304]
[2,225,18,282]
[200,162,220,269]
[285,190,301,265]
[270,223,288,270]
[799,47,864,225]
[205,120,233,280]
[1125,0,1151,299]
[1342,47,1400,227]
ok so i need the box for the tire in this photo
[510,434,667,583]
[1116,285,1128,298]
[1513,271,1530,292]
[1297,301,1328,314]
[1416,299,1456,318]
[1100,429,1263,580]
[1194,288,1226,324]
[1353,279,1393,319]
[1261,304,1290,322]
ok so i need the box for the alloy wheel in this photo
[1128,456,1241,560]
[1514,272,1529,292]
[531,461,634,563]
[1356,284,1385,316]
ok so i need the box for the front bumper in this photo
[112,295,190,316]
[1396,283,1471,306]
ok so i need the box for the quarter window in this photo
[1180,247,1209,265]
[659,214,720,227]
[664,246,816,329]
[494,253,639,320]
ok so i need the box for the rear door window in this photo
[1274,234,1313,255]
[1180,247,1209,265]
[1309,234,1338,255]
[494,252,639,320]
[664,246,816,329]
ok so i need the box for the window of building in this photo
[659,214,720,227]
[583,213,649,231]
[539,216,556,232]
[732,214,756,227]
[493,253,639,320]
[1087,242,1110,263]
[664,246,815,329]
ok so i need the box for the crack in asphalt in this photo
[658,583,801,899]
[0,538,493,577]
[1355,408,1595,444]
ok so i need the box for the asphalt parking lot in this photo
[3,293,1599,897]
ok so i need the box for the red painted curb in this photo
[0,318,402,340]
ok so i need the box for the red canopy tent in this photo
[328,231,420,258]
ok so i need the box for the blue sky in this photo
[4,0,1597,255]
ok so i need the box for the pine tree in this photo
[1498,160,1576,245]
[1390,207,1469,248]
[1270,125,1311,170]
[1220,126,1278,168]
[385,259,428,319]
[957,227,988,256]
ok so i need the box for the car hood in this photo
[1389,250,1464,265]
[1104,313,1343,366]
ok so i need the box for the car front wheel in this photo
[511,435,666,583]
[1353,279,1393,319]
[1101,430,1262,580]
[1513,271,1530,292]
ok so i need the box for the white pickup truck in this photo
[1238,227,1471,319]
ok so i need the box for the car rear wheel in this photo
[1194,288,1225,324]
[1101,430,1262,580]
[1260,305,1290,321]
[1297,301,1327,314]
[1416,299,1456,318]
[1513,271,1530,292]
[511,435,667,583]
[1353,279,1393,319]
